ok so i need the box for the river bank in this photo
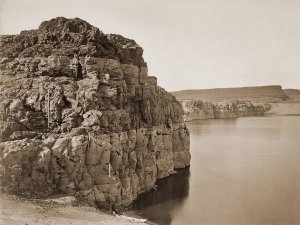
[0,194,151,225]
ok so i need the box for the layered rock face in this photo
[0,17,190,207]
[180,100,269,121]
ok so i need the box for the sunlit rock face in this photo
[0,17,190,207]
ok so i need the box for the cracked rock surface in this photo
[0,17,190,207]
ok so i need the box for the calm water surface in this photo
[132,116,300,225]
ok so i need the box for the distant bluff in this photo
[172,85,288,121]
[172,85,288,102]
[0,17,190,208]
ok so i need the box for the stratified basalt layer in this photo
[0,17,190,207]
[180,100,269,121]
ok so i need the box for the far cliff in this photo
[172,85,300,121]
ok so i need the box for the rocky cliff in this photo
[180,100,269,121]
[0,17,190,208]
[172,86,284,121]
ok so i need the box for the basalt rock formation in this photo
[0,17,190,207]
[180,100,270,121]
[172,86,285,121]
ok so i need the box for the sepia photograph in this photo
[0,0,299,225]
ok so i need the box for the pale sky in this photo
[0,0,299,91]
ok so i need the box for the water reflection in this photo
[132,116,300,225]
[131,168,190,225]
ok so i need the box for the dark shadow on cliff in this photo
[131,168,190,225]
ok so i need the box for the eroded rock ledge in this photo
[0,17,190,207]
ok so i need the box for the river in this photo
[132,116,300,225]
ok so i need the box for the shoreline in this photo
[0,193,151,225]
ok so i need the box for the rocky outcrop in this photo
[180,100,269,121]
[0,17,190,208]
